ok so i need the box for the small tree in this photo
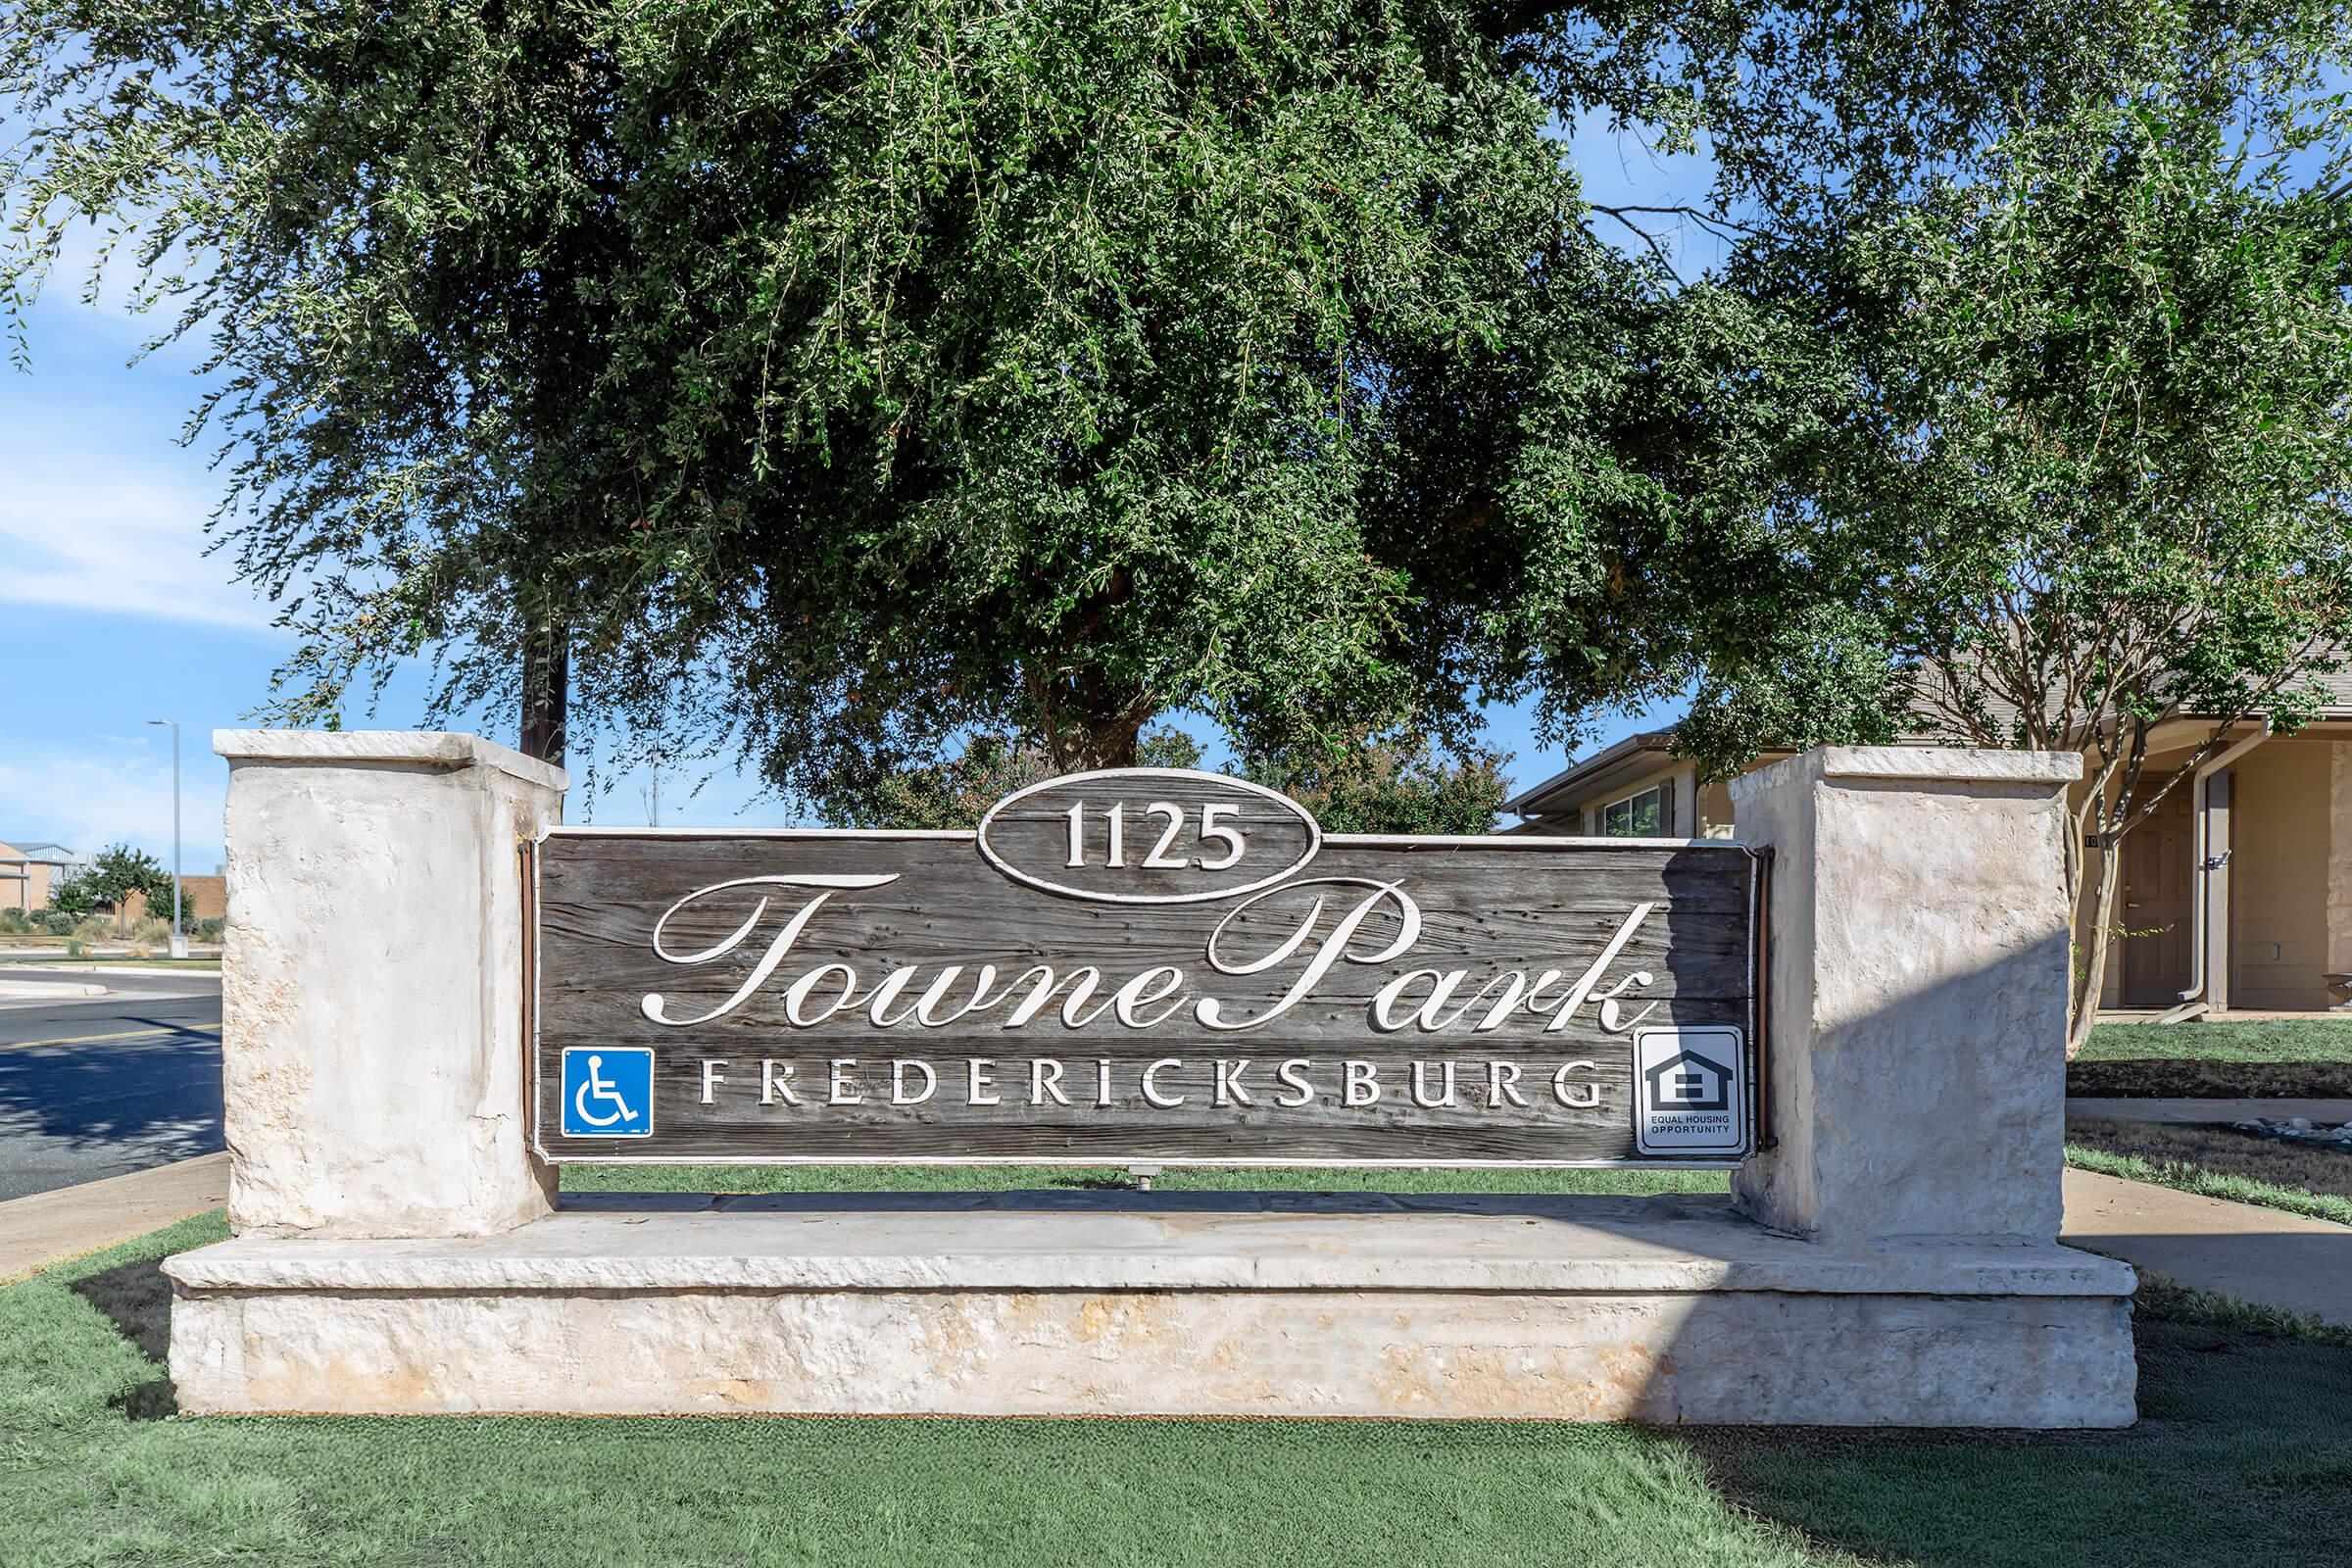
[1242,732,1508,836]
[837,724,1502,835]
[74,844,175,934]
[837,728,1205,832]
[1683,86,2352,1052]
[41,871,96,919]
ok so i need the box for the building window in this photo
[1599,783,1667,837]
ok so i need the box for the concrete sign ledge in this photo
[164,1200,2136,1425]
[165,1196,2134,1297]
[1729,746,2084,802]
[212,728,568,793]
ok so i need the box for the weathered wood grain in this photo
[532,811,1759,1166]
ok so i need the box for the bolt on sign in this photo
[529,769,1764,1167]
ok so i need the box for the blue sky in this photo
[0,110,1710,876]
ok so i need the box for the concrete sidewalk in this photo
[0,980,107,1001]
[2068,1097,2352,1126]
[0,1152,228,1285]
[2063,1165,2352,1328]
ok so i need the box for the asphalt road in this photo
[0,974,223,1202]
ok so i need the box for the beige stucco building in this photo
[0,840,83,913]
[1506,698,2352,1015]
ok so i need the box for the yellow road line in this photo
[0,1024,221,1051]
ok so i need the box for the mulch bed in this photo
[2066,1059,2352,1099]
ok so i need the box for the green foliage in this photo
[2131,1271,2352,1348]
[74,844,173,913]
[837,725,1204,830]
[1243,732,1509,835]
[1669,68,2352,1034]
[41,872,94,918]
[2066,1132,2352,1231]
[31,907,76,937]
[839,721,1499,834]
[13,2,2326,808]
[1684,79,2352,773]
[13,1205,2352,1565]
[2079,1018,2352,1066]
[0,907,27,934]
[1,0,1669,805]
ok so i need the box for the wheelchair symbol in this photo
[560,1048,653,1137]
[574,1055,635,1126]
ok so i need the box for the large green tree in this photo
[1679,79,2352,1048]
[6,2,2329,809]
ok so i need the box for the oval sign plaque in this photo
[975,767,1321,905]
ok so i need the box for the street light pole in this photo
[146,718,183,957]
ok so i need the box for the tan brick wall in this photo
[123,874,228,925]
[2229,738,2333,1010]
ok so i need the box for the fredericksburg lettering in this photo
[528,768,1765,1166]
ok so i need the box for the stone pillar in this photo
[1730,747,2082,1246]
[215,731,566,1238]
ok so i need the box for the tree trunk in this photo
[521,615,569,766]
[2067,838,2124,1058]
[1021,660,1150,774]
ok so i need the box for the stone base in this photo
[163,1193,2137,1426]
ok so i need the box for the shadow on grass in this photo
[69,1254,177,1420]
[1681,1310,2352,1568]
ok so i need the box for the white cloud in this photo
[0,446,281,631]
[0,743,226,873]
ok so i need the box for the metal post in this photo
[147,718,185,957]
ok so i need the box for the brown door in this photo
[2119,783,2194,1006]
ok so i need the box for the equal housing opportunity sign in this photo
[528,768,1763,1167]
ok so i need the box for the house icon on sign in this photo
[1643,1049,1732,1112]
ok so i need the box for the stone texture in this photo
[215,729,565,1238]
[1796,745,2085,785]
[174,734,2138,1427]
[1731,747,2082,1246]
[164,1199,2136,1425]
[212,729,566,792]
[162,1195,2137,1296]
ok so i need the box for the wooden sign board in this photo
[529,768,1764,1167]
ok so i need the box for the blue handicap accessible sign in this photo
[561,1048,655,1138]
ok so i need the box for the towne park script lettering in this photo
[530,768,1762,1165]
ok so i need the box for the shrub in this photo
[0,907,28,934]
[32,908,75,937]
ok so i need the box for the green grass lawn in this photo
[2066,1117,2352,1227]
[561,1162,1734,1195]
[2070,1017,2352,1097]
[2078,1017,2352,1064]
[8,1200,2352,1566]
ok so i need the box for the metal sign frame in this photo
[525,808,1766,1170]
